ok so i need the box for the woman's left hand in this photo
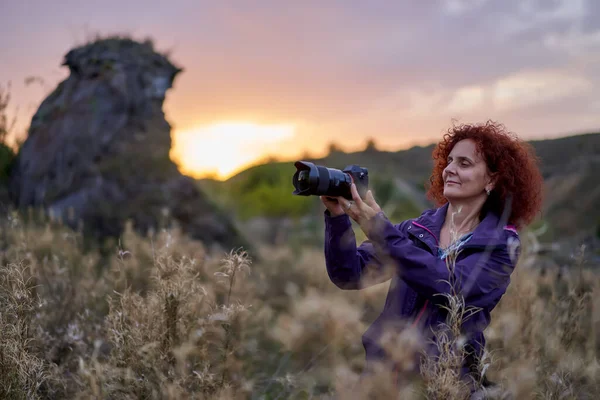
[337,184,383,237]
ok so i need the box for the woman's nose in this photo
[444,163,456,176]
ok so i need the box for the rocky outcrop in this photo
[9,36,249,251]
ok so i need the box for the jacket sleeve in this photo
[323,210,397,290]
[367,213,519,309]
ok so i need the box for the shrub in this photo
[0,83,17,183]
[0,207,598,398]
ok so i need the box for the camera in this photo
[292,161,369,200]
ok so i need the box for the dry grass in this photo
[0,209,598,399]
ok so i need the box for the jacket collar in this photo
[412,202,508,248]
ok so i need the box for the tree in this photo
[327,142,343,154]
[0,83,17,182]
[0,82,15,145]
[364,137,378,152]
[299,150,313,160]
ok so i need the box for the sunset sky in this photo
[2,0,600,180]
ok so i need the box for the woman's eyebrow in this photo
[448,155,475,163]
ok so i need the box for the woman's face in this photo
[442,139,493,201]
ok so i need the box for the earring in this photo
[486,188,491,196]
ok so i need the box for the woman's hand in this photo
[337,184,383,237]
[320,195,346,217]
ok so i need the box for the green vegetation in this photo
[197,158,426,227]
[0,143,15,183]
[200,132,600,249]
[0,83,17,183]
[231,162,317,220]
[199,162,319,221]
[370,175,395,208]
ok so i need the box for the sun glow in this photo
[170,122,296,180]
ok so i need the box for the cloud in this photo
[442,0,491,16]
[543,28,600,57]
[446,85,486,114]
[491,70,591,112]
[498,0,587,37]
[2,0,600,154]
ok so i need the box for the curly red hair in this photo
[426,120,544,229]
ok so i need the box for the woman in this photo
[321,121,543,389]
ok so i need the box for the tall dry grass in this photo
[0,209,599,399]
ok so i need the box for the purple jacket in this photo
[324,202,520,380]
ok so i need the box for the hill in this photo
[197,132,600,254]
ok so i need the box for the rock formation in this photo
[9,36,249,251]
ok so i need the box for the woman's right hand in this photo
[320,196,346,217]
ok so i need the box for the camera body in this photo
[292,161,369,200]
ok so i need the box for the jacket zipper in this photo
[407,221,437,325]
[395,222,436,385]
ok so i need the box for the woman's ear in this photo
[486,172,498,192]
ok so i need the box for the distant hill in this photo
[197,132,600,249]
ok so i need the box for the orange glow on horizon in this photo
[169,120,437,181]
[170,122,297,180]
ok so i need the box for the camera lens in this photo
[293,161,369,200]
[292,161,353,199]
[298,170,309,181]
[296,170,310,190]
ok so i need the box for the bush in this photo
[225,162,318,221]
[0,143,15,183]
[0,206,599,398]
[0,83,17,183]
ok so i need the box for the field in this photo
[1,209,599,400]
[3,26,600,400]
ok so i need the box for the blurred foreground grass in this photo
[0,210,599,399]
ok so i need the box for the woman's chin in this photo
[443,189,462,200]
